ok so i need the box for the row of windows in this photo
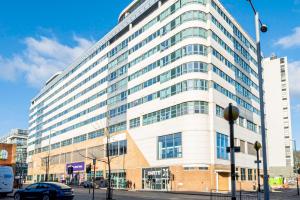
[129,79,208,129]
[30,37,208,134]
[212,31,256,67]
[29,121,126,152]
[212,33,258,80]
[29,21,260,143]
[238,168,257,181]
[30,74,258,146]
[30,102,107,140]
[217,132,260,160]
[216,105,258,134]
[213,82,260,115]
[127,78,208,110]
[30,57,108,119]
[31,3,195,118]
[29,78,208,146]
[31,140,127,163]
[51,116,122,147]
[128,11,207,57]
[211,0,256,54]
[211,17,256,65]
[212,48,258,90]
[31,12,207,127]
[29,69,108,129]
[31,95,107,133]
[213,65,259,103]
[110,61,207,107]
[31,17,255,138]
[212,48,258,79]
[31,0,201,109]
[161,61,208,83]
[143,101,208,126]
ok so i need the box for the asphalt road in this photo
[73,188,211,200]
[1,187,300,200]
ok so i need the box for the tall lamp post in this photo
[254,141,262,200]
[45,130,52,182]
[224,103,240,200]
[292,139,299,195]
[245,1,269,199]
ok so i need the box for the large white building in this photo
[263,56,294,178]
[27,0,263,191]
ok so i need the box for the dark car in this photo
[14,182,74,200]
[81,181,99,189]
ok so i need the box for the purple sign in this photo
[66,162,85,172]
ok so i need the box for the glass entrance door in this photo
[142,167,169,191]
[107,171,126,189]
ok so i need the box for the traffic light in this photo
[86,164,92,174]
[67,166,73,175]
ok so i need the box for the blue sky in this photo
[0,0,299,145]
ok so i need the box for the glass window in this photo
[248,169,253,181]
[130,117,140,129]
[216,132,229,160]
[216,105,224,118]
[27,183,39,189]
[247,143,256,156]
[108,140,127,156]
[241,168,246,181]
[119,140,127,155]
[158,133,182,159]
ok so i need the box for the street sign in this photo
[226,147,241,153]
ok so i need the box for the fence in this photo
[210,190,262,200]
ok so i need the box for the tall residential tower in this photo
[263,56,294,178]
[27,0,262,191]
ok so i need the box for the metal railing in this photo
[210,190,262,200]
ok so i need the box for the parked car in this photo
[0,166,14,197]
[81,181,99,189]
[14,182,74,200]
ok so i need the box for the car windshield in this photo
[26,184,38,189]
[44,182,71,189]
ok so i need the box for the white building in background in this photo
[263,56,294,178]
[27,0,263,191]
[0,129,29,178]
[0,129,28,147]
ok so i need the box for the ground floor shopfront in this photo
[27,132,260,192]
[28,165,261,192]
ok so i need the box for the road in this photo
[1,187,300,200]
[74,188,211,200]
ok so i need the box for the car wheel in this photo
[14,193,21,200]
[42,194,50,200]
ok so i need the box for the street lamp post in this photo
[92,159,96,200]
[224,103,240,200]
[245,1,269,199]
[292,140,299,195]
[254,141,262,200]
[45,130,52,182]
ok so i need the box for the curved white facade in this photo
[27,0,263,192]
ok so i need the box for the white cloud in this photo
[288,61,300,96]
[275,27,300,48]
[0,36,94,88]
